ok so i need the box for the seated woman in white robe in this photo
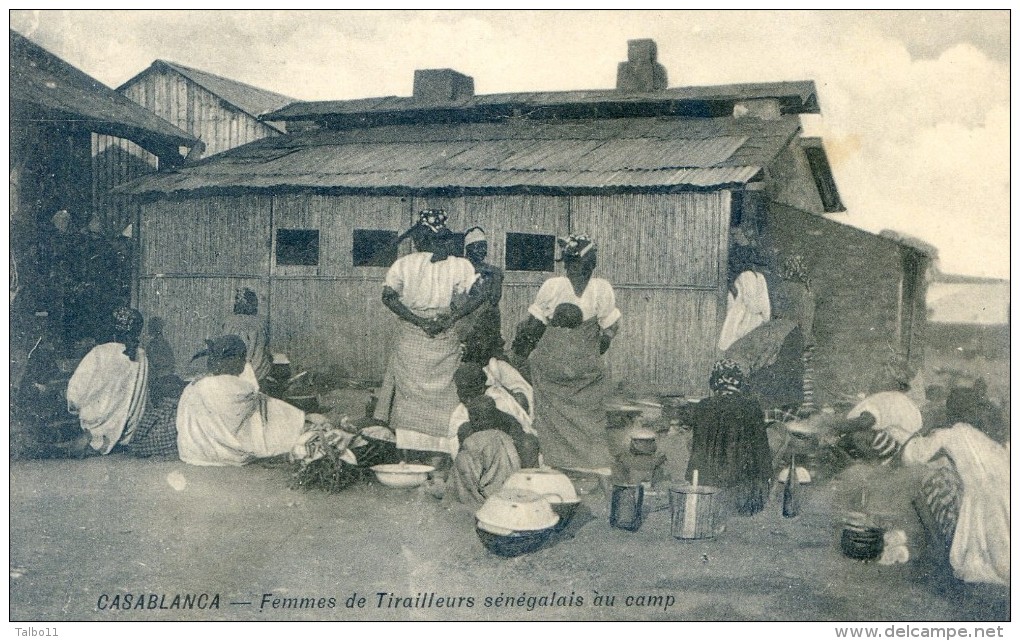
[177,335,306,467]
[902,388,1010,586]
[66,307,149,455]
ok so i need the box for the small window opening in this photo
[353,229,398,267]
[276,229,319,266]
[505,232,555,272]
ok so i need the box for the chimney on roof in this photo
[413,68,475,102]
[616,39,668,93]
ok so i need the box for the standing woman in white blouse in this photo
[511,234,622,473]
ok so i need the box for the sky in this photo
[10,9,1011,279]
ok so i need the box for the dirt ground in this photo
[9,423,1009,623]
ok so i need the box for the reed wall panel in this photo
[138,275,267,376]
[92,134,158,233]
[568,192,730,287]
[268,277,395,381]
[137,191,731,392]
[141,196,272,275]
[606,287,719,395]
[272,194,410,278]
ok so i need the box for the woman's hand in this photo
[421,314,453,337]
[599,321,620,354]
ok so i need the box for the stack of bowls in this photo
[502,468,581,529]
[475,488,560,557]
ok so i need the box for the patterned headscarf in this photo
[418,209,449,234]
[557,234,596,261]
[112,307,144,361]
[112,306,144,338]
[781,255,810,285]
[709,359,745,395]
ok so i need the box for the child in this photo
[451,362,539,468]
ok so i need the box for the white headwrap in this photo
[464,228,487,246]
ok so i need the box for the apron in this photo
[528,317,613,470]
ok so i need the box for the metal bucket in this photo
[609,483,644,531]
[669,484,721,540]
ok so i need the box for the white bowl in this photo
[502,468,579,505]
[371,463,435,488]
[475,488,559,532]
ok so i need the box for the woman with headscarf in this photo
[511,234,621,474]
[373,210,484,459]
[176,335,307,466]
[222,287,271,385]
[835,373,923,465]
[903,387,1010,586]
[681,360,773,516]
[723,254,812,420]
[718,249,771,352]
[459,226,505,351]
[65,306,150,455]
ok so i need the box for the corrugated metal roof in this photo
[120,60,296,122]
[266,80,819,121]
[119,116,799,196]
[9,30,197,149]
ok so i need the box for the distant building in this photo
[94,59,296,235]
[926,273,1009,362]
[9,29,197,360]
[118,39,931,401]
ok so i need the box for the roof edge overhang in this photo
[11,99,195,160]
[263,80,820,123]
[116,176,764,201]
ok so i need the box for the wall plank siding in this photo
[141,195,272,275]
[137,275,268,377]
[119,66,280,157]
[568,192,729,287]
[138,191,731,393]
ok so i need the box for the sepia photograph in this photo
[7,9,1010,631]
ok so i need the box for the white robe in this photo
[66,342,149,454]
[903,423,1010,586]
[718,271,771,351]
[448,358,536,456]
[848,391,923,445]
[177,364,306,466]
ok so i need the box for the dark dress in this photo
[683,393,773,515]
[460,261,504,350]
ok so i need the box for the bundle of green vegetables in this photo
[289,423,364,493]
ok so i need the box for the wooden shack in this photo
[9,29,197,371]
[93,59,296,235]
[118,39,930,402]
